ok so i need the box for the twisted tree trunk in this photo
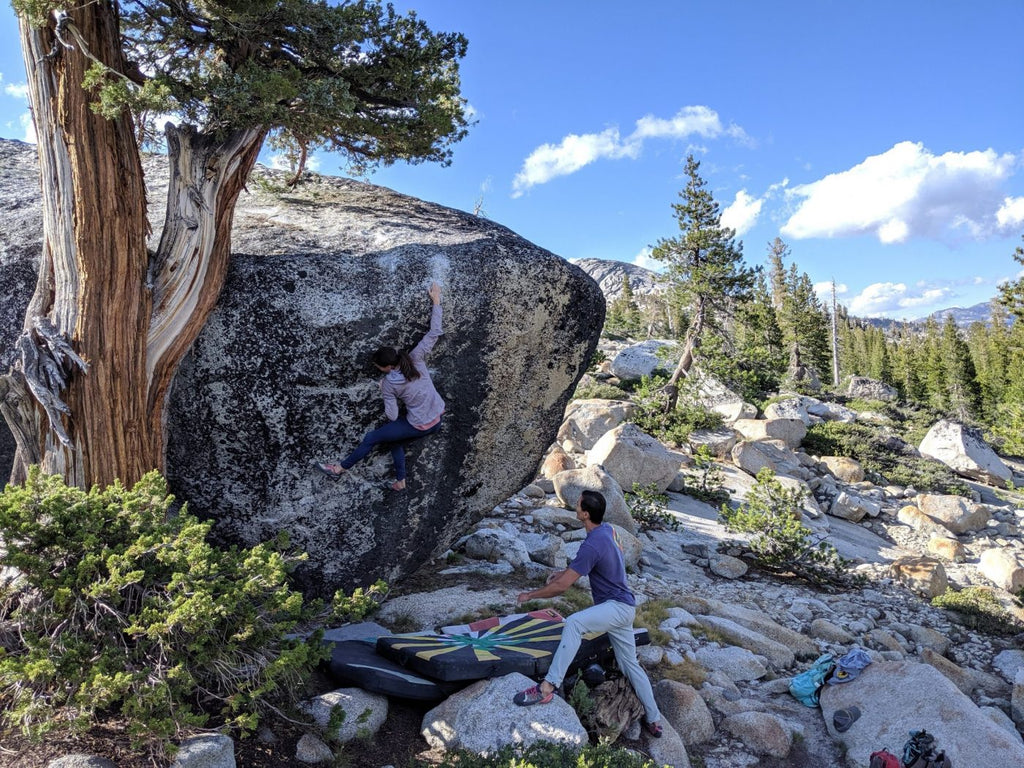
[8,3,150,488]
[4,5,266,488]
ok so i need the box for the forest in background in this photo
[601,163,1024,458]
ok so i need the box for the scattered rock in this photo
[421,673,587,753]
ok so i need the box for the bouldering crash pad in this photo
[377,614,651,682]
[327,640,460,701]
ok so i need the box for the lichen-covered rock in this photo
[0,142,602,595]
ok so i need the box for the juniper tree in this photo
[4,0,469,487]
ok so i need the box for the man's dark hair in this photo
[579,490,606,524]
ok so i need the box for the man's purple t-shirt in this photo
[568,523,635,606]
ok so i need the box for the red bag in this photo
[869,750,901,768]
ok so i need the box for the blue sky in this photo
[2,1,1023,319]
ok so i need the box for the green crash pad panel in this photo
[376,614,650,682]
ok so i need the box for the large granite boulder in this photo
[820,660,1024,766]
[0,140,45,480]
[918,419,1011,486]
[585,422,688,493]
[0,140,602,596]
[557,397,636,451]
[165,174,602,595]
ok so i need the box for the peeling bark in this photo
[7,3,151,489]
[145,123,265,466]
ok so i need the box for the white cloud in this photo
[512,127,639,197]
[846,281,954,318]
[813,281,848,303]
[720,189,762,236]
[781,141,1019,244]
[997,195,1024,229]
[632,246,662,272]
[632,106,722,140]
[4,82,29,100]
[19,112,35,144]
[512,105,747,196]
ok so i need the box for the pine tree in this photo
[651,155,756,409]
[940,315,981,421]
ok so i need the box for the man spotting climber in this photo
[512,490,664,737]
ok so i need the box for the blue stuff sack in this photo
[788,653,835,707]
[827,646,872,685]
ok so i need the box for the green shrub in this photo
[572,381,630,401]
[801,421,877,458]
[719,468,858,589]
[629,375,723,446]
[675,445,730,506]
[627,483,679,531]
[0,468,356,750]
[802,421,968,494]
[932,586,1024,636]
[419,741,660,767]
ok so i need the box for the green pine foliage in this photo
[650,155,757,404]
[0,468,367,750]
[719,469,858,589]
[675,446,730,506]
[629,375,724,446]
[627,483,679,531]
[604,276,644,339]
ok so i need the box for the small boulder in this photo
[926,536,966,562]
[917,493,991,534]
[687,427,738,458]
[47,758,118,768]
[610,340,676,382]
[653,680,716,745]
[171,735,236,768]
[295,734,333,764]
[731,418,807,449]
[847,376,898,402]
[303,688,387,743]
[763,397,812,425]
[463,528,532,568]
[552,465,636,535]
[421,672,587,753]
[890,557,948,599]
[687,369,757,423]
[820,456,865,483]
[720,712,793,758]
[709,554,748,580]
[557,398,637,451]
[829,491,881,522]
[731,440,805,479]
[919,420,1012,486]
[979,548,1024,592]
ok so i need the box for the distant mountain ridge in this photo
[571,258,660,301]
[574,257,1003,330]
